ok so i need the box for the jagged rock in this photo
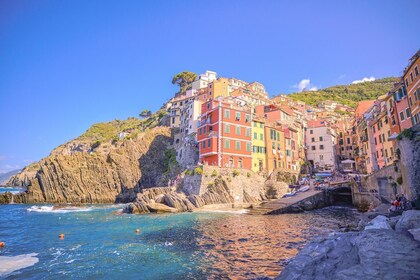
[290,205,303,213]
[278,229,420,280]
[364,215,391,230]
[188,195,205,208]
[388,215,401,229]
[1,127,176,204]
[395,210,420,233]
[147,203,178,213]
[300,200,313,211]
[408,228,420,241]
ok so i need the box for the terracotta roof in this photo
[307,119,328,128]
[354,100,375,118]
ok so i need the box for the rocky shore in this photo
[277,209,420,280]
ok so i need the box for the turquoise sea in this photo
[0,193,358,279]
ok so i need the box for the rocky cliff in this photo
[1,114,181,204]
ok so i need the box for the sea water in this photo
[0,204,358,279]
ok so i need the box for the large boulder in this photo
[364,215,391,230]
[395,210,420,233]
[277,229,420,280]
[147,203,178,213]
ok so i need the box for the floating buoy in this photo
[135,229,140,234]
[59,234,65,239]
[0,242,5,247]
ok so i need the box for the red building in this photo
[197,99,252,169]
[404,50,420,126]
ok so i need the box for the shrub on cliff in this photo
[232,170,239,177]
[211,170,218,177]
[194,167,203,175]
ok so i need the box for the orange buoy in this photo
[59,234,65,239]
[0,242,5,247]
[135,229,140,234]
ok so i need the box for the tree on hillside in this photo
[172,71,197,95]
[139,109,152,119]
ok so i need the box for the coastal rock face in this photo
[3,125,176,204]
[278,229,420,280]
[364,215,392,230]
[395,210,420,233]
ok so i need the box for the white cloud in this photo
[292,79,318,92]
[352,77,375,84]
[0,155,6,161]
[338,74,346,79]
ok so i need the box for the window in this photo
[244,128,250,137]
[260,123,263,128]
[225,109,230,119]
[374,137,377,145]
[225,124,230,133]
[320,155,324,160]
[246,142,251,152]
[390,147,394,156]
[224,139,230,149]
[199,128,202,135]
[310,130,313,134]
[235,141,241,150]
[319,145,324,150]
[415,66,419,77]
[400,111,405,121]
[341,147,344,151]
[260,133,263,140]
[410,72,414,82]
[203,126,206,134]
[406,108,411,118]
[202,141,206,148]
[254,132,258,140]
[347,138,350,144]
[272,142,275,149]
[405,78,409,87]
[311,146,316,150]
[207,103,210,109]
[277,143,281,150]
[235,112,241,121]
[245,114,250,123]
[236,126,241,135]
[311,137,315,142]
[253,122,257,127]
[319,136,323,141]
[373,126,376,133]
[391,115,396,126]
[376,151,379,158]
[208,139,211,147]
[277,132,280,140]
[385,149,388,157]
[409,97,413,107]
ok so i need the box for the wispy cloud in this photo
[0,164,21,174]
[0,155,6,161]
[352,76,375,84]
[338,74,346,79]
[292,79,318,92]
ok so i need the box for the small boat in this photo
[297,186,310,192]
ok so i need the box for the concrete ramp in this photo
[248,190,324,215]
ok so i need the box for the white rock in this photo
[364,215,391,230]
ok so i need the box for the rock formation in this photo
[2,118,179,204]
[278,210,420,280]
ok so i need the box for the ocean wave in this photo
[0,253,39,277]
[27,205,93,213]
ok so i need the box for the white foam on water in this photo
[0,253,39,277]
[27,205,92,213]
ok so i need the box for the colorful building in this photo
[251,119,266,172]
[264,122,285,173]
[197,99,252,169]
[404,50,420,125]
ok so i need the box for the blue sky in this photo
[0,0,419,173]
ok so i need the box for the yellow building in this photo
[208,77,230,99]
[251,119,266,172]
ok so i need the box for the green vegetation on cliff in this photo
[283,77,398,108]
[78,109,167,143]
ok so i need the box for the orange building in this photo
[197,99,252,169]
[264,123,285,172]
[404,50,420,125]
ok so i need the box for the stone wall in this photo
[397,123,420,200]
[181,166,289,203]
[364,165,399,202]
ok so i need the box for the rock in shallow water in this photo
[277,229,420,280]
[364,215,391,230]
